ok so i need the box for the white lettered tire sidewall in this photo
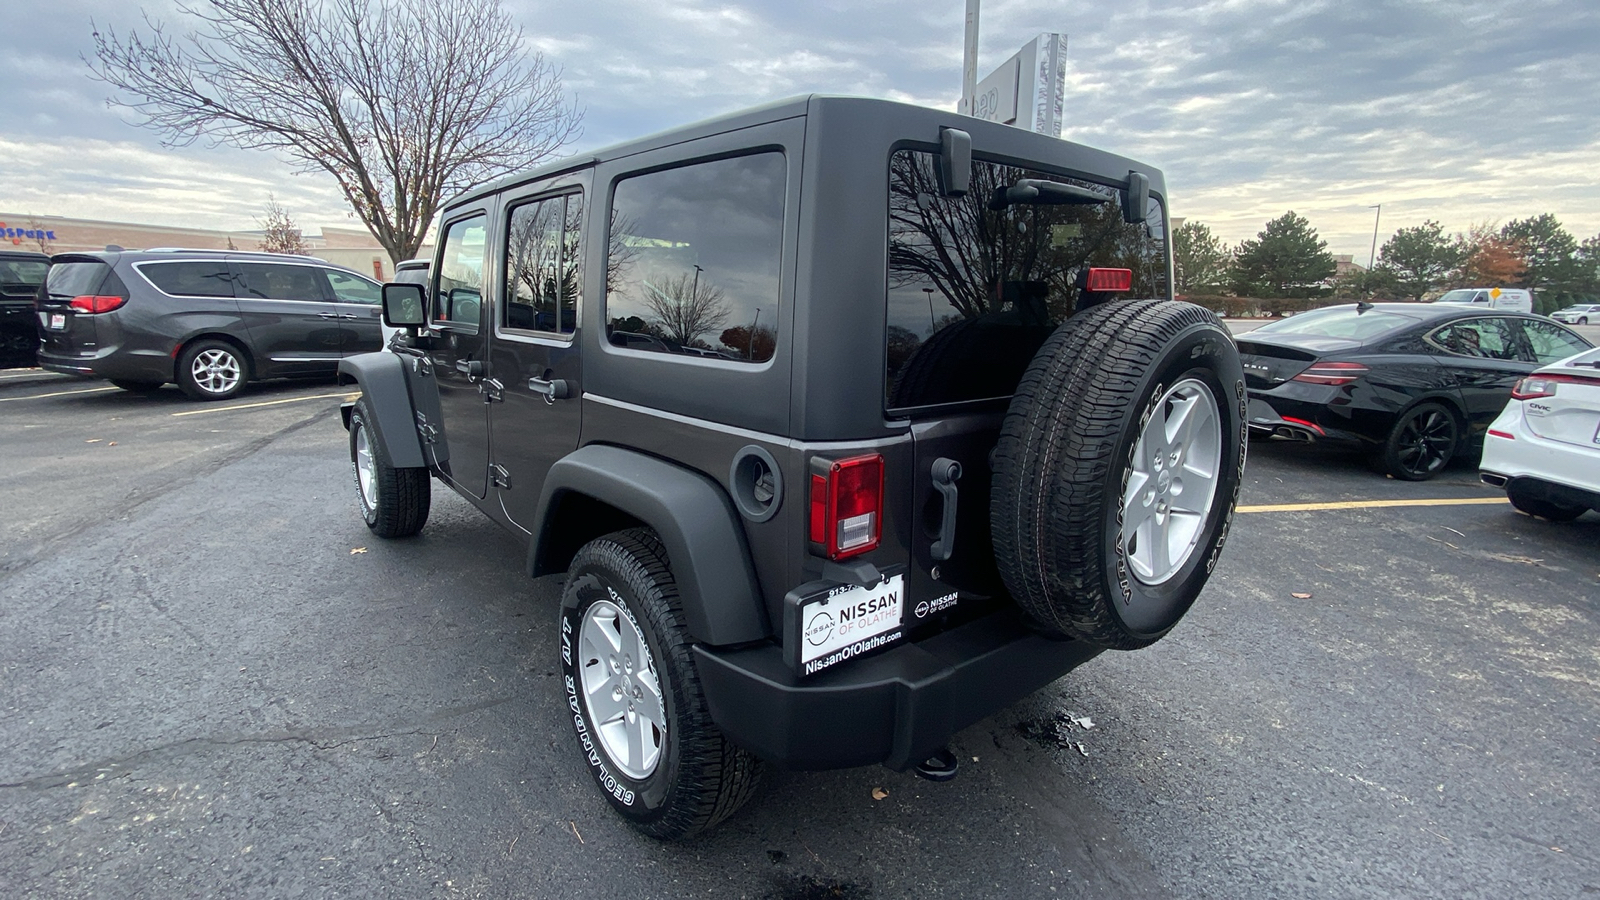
[559,557,679,825]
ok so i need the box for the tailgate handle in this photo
[930,457,962,562]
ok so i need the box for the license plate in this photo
[787,573,905,677]
[48,313,66,331]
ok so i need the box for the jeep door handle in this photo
[930,457,962,561]
[318,312,339,319]
[528,376,570,402]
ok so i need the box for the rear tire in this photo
[1377,402,1458,481]
[559,529,761,839]
[176,339,249,401]
[110,379,164,393]
[349,397,430,537]
[990,300,1247,650]
[1506,484,1587,522]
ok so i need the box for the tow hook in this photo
[912,747,960,782]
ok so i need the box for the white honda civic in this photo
[1480,347,1600,521]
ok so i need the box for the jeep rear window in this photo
[885,150,1168,411]
[605,152,785,363]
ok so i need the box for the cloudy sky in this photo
[3,0,1597,261]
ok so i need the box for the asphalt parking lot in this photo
[1,362,1597,899]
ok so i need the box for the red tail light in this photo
[69,295,128,314]
[808,454,883,560]
[1086,268,1133,292]
[1292,361,1369,386]
[1512,373,1598,400]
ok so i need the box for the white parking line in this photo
[1237,497,1506,513]
[0,386,120,402]
[170,392,358,417]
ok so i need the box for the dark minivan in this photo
[37,249,385,399]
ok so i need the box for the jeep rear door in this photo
[488,182,586,531]
[884,148,1171,632]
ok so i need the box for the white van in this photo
[1434,287,1534,313]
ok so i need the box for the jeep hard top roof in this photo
[449,94,1165,210]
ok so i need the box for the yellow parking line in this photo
[0,386,120,402]
[1237,497,1506,514]
[170,392,358,417]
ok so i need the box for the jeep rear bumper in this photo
[693,608,1102,771]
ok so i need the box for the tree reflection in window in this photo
[504,192,581,335]
[885,150,1167,409]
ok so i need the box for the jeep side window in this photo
[504,192,581,336]
[605,152,785,363]
[884,150,1168,410]
[434,216,486,328]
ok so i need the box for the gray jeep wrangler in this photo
[339,95,1246,839]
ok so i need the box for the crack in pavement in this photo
[0,694,517,791]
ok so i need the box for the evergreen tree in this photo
[1230,212,1336,298]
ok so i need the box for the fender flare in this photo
[337,352,427,469]
[531,445,770,646]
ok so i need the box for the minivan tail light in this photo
[1086,268,1133,292]
[69,295,128,314]
[808,454,883,560]
[1292,361,1369,386]
[1512,372,1598,400]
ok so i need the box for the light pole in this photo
[748,307,760,359]
[691,263,703,300]
[1368,205,1382,270]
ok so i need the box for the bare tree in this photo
[89,0,582,264]
[256,194,308,255]
[642,272,730,348]
[23,216,56,254]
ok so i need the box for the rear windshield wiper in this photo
[989,179,1110,210]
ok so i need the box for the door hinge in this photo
[413,356,433,377]
[481,377,504,402]
[415,411,439,444]
[490,464,512,489]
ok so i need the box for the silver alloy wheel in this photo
[353,421,377,509]
[191,348,242,395]
[1121,378,1223,586]
[577,598,666,780]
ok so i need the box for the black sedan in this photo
[1240,303,1593,480]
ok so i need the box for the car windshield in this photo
[1436,290,1482,304]
[1251,307,1415,340]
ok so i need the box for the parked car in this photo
[35,249,385,400]
[1241,303,1592,479]
[337,95,1246,838]
[1480,347,1600,520]
[1433,287,1534,313]
[0,249,50,368]
[1549,304,1600,326]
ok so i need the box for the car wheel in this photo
[1580,317,1589,325]
[1378,402,1458,481]
[348,397,430,537]
[176,339,249,401]
[1506,483,1587,522]
[109,379,164,393]
[559,529,761,839]
[990,300,1248,650]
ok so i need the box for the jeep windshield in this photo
[884,150,1167,411]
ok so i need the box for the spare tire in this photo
[991,300,1247,649]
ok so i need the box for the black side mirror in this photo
[1124,171,1150,225]
[939,127,971,197]
[382,282,426,328]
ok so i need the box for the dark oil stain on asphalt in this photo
[766,872,872,900]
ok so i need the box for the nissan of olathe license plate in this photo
[784,571,906,676]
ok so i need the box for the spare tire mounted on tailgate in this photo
[991,299,1247,649]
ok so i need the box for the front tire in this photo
[349,397,430,537]
[990,300,1248,650]
[176,339,249,401]
[559,529,761,840]
[1377,402,1458,481]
